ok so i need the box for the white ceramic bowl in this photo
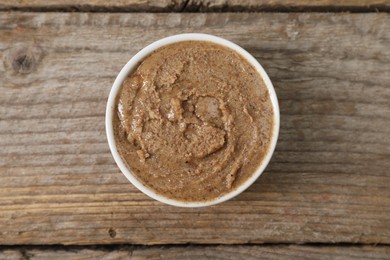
[106,33,280,207]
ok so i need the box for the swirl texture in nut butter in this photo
[114,41,273,202]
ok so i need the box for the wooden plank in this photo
[1,245,390,259]
[184,0,390,11]
[0,0,184,12]
[0,0,389,11]
[0,12,389,245]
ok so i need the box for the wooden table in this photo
[1,0,390,259]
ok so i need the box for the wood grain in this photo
[0,12,389,245]
[0,0,389,11]
[0,0,185,12]
[1,245,390,259]
[184,0,390,11]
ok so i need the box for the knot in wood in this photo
[12,51,35,74]
[108,227,117,238]
[8,44,44,75]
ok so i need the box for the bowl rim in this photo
[105,33,280,207]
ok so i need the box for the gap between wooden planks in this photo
[0,0,390,12]
[1,245,390,259]
[0,12,390,245]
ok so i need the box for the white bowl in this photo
[106,33,280,207]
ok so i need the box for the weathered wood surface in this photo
[0,12,389,245]
[1,245,390,260]
[0,0,183,11]
[0,0,389,11]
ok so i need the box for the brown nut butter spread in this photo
[113,41,274,202]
